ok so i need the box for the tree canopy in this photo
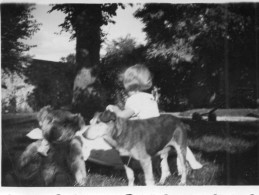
[49,4,124,68]
[1,3,41,74]
[135,3,259,109]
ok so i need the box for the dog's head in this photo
[37,106,86,143]
[85,110,117,140]
[47,113,86,143]
[99,110,117,123]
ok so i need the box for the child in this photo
[107,64,203,170]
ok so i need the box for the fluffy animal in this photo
[17,106,87,186]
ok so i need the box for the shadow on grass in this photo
[186,120,259,185]
[199,143,259,185]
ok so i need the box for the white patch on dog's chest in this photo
[75,126,113,161]
[118,148,131,156]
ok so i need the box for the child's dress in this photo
[125,92,160,119]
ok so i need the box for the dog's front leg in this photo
[139,156,155,186]
[158,151,171,184]
[69,138,87,186]
[172,143,187,185]
[123,164,135,186]
[42,163,57,186]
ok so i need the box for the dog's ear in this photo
[110,111,116,121]
[40,105,52,113]
[73,113,86,128]
[61,113,86,132]
[37,105,53,121]
[99,110,116,122]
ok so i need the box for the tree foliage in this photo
[49,4,122,39]
[25,59,74,110]
[135,3,259,108]
[49,4,124,68]
[60,53,76,65]
[1,3,41,74]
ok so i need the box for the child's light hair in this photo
[123,64,153,92]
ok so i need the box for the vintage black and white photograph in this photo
[1,0,259,192]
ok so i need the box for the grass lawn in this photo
[1,110,259,186]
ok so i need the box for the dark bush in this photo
[25,59,75,111]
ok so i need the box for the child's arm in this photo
[106,105,134,119]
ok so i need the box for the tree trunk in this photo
[72,5,107,121]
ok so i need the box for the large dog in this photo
[17,106,88,186]
[85,110,188,186]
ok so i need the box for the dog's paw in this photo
[158,176,169,185]
[127,181,134,186]
[157,181,165,186]
[145,180,155,186]
[74,178,87,187]
[178,181,187,186]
